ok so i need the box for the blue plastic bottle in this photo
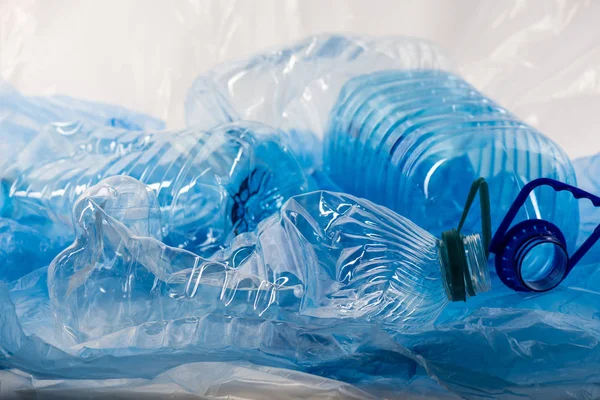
[324,69,578,246]
[0,121,312,258]
[49,176,490,342]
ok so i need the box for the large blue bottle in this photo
[49,176,490,343]
[324,69,578,246]
[0,121,312,259]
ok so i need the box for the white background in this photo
[1,0,599,158]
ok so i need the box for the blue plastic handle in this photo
[490,178,600,291]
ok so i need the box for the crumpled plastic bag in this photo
[0,363,377,400]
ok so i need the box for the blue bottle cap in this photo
[490,178,600,292]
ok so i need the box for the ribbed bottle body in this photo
[325,70,577,244]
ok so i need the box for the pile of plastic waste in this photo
[2,34,600,399]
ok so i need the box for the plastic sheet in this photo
[0,363,377,400]
[0,265,434,398]
[3,1,600,399]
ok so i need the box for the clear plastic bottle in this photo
[185,34,450,138]
[0,121,312,257]
[49,176,489,342]
[324,69,578,246]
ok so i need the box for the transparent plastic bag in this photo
[0,362,377,400]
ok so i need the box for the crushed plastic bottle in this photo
[0,121,312,264]
[49,175,490,343]
[324,69,578,246]
[0,80,165,169]
[185,34,450,136]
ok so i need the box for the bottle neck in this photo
[439,233,490,302]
